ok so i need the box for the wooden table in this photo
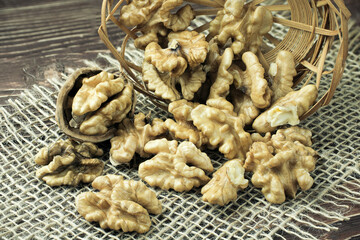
[1,0,359,239]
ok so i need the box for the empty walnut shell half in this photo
[56,68,134,143]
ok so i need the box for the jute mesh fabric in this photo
[1,15,359,240]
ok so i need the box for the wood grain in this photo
[0,0,121,105]
[0,0,359,239]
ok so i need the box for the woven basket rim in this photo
[98,0,351,118]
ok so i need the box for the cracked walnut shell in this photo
[110,112,167,165]
[202,159,248,206]
[244,127,317,203]
[34,139,104,186]
[139,139,213,192]
[56,68,134,142]
[76,175,161,233]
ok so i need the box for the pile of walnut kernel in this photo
[34,0,321,234]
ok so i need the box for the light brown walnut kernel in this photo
[230,89,260,125]
[119,0,162,27]
[120,0,195,49]
[204,38,221,73]
[91,175,162,215]
[79,83,133,135]
[72,71,125,116]
[142,61,181,101]
[145,41,188,77]
[272,126,313,147]
[110,113,167,165]
[251,132,271,143]
[202,160,248,206]
[177,66,207,100]
[76,193,151,233]
[209,0,272,55]
[207,48,236,112]
[76,175,162,233]
[34,139,104,186]
[252,84,318,133]
[139,139,213,192]
[159,1,195,32]
[168,99,198,121]
[165,100,207,147]
[143,42,207,101]
[230,51,272,109]
[269,51,297,102]
[167,31,209,68]
[134,24,168,50]
[191,104,252,160]
[244,127,317,204]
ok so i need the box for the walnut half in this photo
[110,112,167,165]
[252,84,318,133]
[209,0,272,55]
[244,127,317,204]
[142,31,208,101]
[139,139,213,192]
[76,175,162,233]
[191,104,252,160]
[34,139,104,186]
[202,159,248,206]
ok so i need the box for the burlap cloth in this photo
[0,12,359,240]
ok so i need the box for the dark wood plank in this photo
[0,0,121,105]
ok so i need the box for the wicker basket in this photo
[98,0,350,119]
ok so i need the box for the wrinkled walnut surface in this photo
[167,31,209,69]
[202,159,248,206]
[34,139,104,186]
[252,84,318,133]
[191,104,252,160]
[165,100,207,147]
[269,51,297,102]
[56,68,134,142]
[143,56,206,101]
[76,175,162,233]
[143,31,208,101]
[72,71,125,116]
[139,139,213,192]
[79,83,133,135]
[244,127,317,203]
[145,41,188,77]
[207,47,235,112]
[120,0,195,49]
[209,0,272,55]
[230,89,260,125]
[110,112,167,165]
[142,61,181,101]
[231,51,272,109]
